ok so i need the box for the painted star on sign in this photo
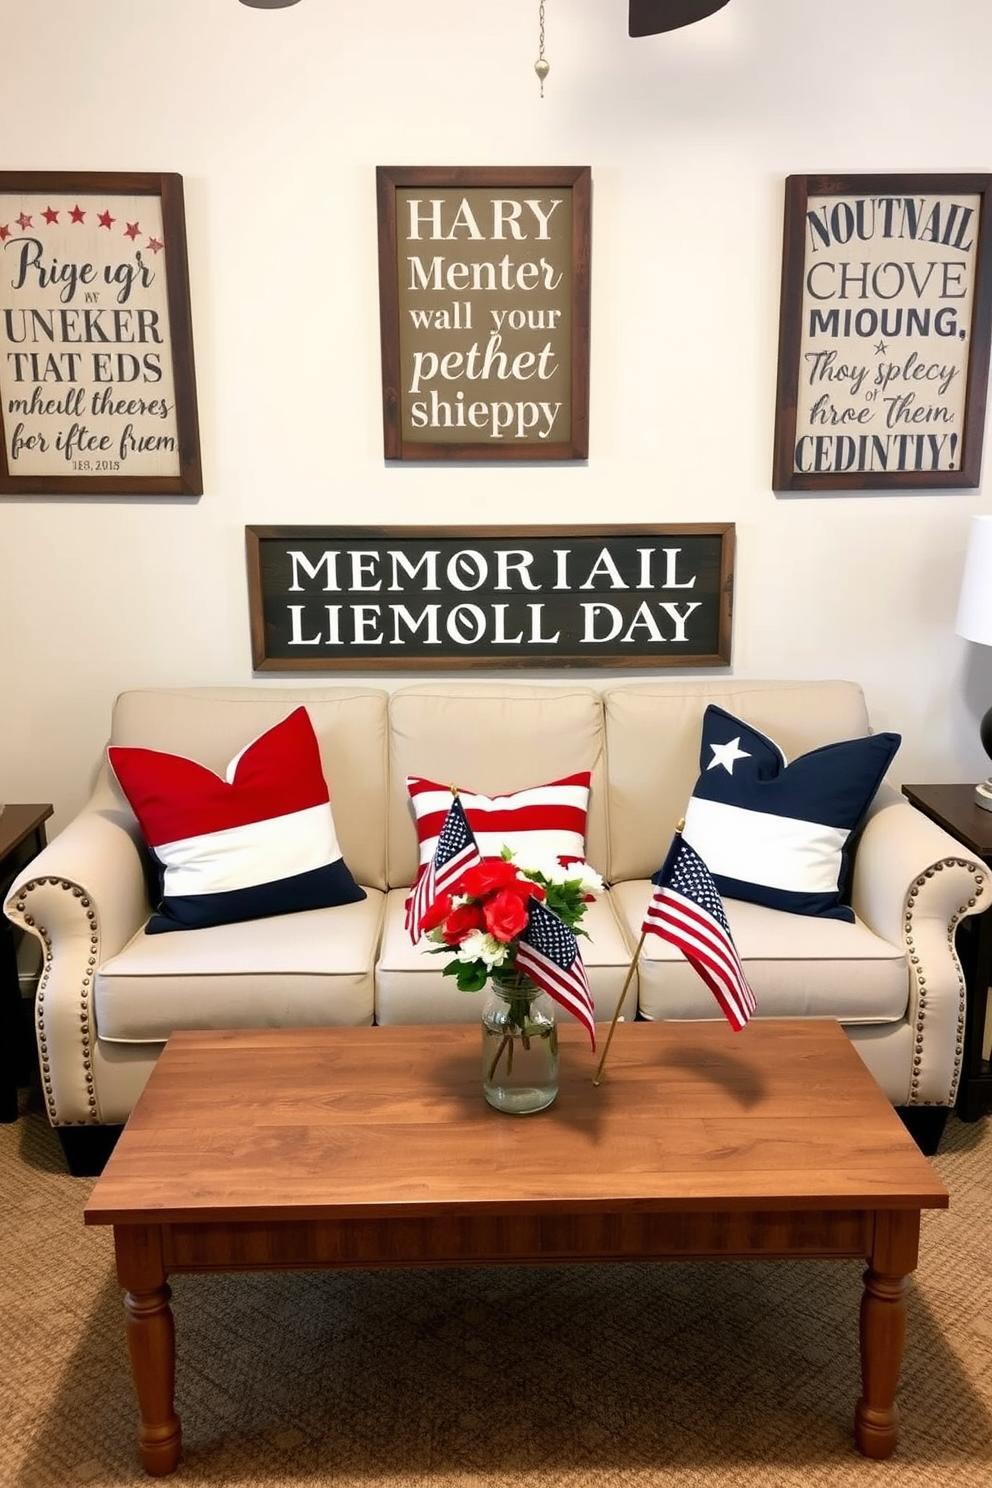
[707,736,751,774]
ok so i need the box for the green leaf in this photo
[442,960,488,993]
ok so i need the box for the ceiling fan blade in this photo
[628,0,731,36]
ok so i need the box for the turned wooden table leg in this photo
[855,1209,920,1459]
[115,1226,182,1476]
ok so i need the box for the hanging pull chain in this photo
[535,0,549,97]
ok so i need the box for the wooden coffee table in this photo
[84,1019,948,1476]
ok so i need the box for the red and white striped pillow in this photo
[406,772,591,868]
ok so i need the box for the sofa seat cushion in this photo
[95,893,384,1042]
[374,887,640,1027]
[611,880,907,1024]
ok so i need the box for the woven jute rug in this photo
[4,1084,991,1488]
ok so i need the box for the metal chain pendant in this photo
[535,0,549,96]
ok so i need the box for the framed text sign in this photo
[245,524,734,671]
[772,173,992,491]
[0,171,202,495]
[376,166,591,461]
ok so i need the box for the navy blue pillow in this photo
[681,705,901,921]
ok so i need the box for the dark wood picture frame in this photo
[0,170,202,495]
[245,523,734,672]
[376,166,591,461]
[772,173,992,491]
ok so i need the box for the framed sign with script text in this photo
[376,166,591,461]
[245,524,734,671]
[772,173,992,491]
[0,171,202,495]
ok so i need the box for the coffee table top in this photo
[84,1020,948,1228]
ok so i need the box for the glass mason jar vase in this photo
[481,972,559,1114]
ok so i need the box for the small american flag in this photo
[643,832,756,1032]
[515,898,596,1050]
[405,793,482,943]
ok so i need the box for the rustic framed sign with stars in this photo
[772,172,992,492]
[0,171,202,495]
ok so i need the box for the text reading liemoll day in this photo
[273,543,708,651]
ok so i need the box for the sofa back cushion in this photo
[387,683,608,887]
[108,686,390,890]
[602,680,874,883]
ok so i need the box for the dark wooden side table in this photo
[902,784,992,1121]
[0,804,53,1121]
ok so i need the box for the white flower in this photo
[509,850,604,898]
[506,849,561,882]
[456,930,510,969]
[565,861,605,897]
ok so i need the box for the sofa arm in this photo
[850,782,988,1105]
[3,796,150,1126]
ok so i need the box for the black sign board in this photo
[246,525,734,671]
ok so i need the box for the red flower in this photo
[484,888,530,943]
[420,893,453,932]
[442,901,487,945]
[500,876,545,903]
[457,857,521,899]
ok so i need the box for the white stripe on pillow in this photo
[682,796,849,895]
[158,803,340,896]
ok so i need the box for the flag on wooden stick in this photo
[405,791,482,944]
[642,830,756,1032]
[515,897,597,1050]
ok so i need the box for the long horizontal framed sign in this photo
[0,170,202,495]
[246,524,735,671]
[376,166,591,461]
[772,172,992,491]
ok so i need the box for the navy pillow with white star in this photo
[681,705,901,921]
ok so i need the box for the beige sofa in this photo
[5,678,987,1173]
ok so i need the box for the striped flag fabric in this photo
[405,793,482,943]
[642,831,756,1032]
[515,897,597,1050]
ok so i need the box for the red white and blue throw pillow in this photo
[681,705,900,922]
[109,706,366,934]
[406,772,591,868]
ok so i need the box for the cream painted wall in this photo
[2,0,992,834]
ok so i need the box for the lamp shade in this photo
[956,515,992,647]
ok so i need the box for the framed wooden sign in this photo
[376,166,591,461]
[245,524,734,671]
[772,173,992,491]
[0,171,202,495]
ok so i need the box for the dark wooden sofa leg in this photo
[895,1105,950,1157]
[57,1124,124,1177]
